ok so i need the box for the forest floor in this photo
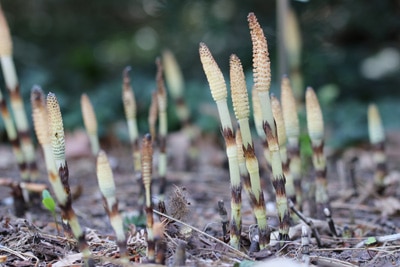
[1,128,400,266]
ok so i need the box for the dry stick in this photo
[368,103,387,194]
[306,87,329,219]
[281,77,302,209]
[0,6,38,181]
[96,150,127,258]
[46,93,92,265]
[153,209,251,260]
[155,58,168,201]
[199,43,242,249]
[230,54,272,249]
[162,49,190,125]
[141,134,155,262]
[81,93,100,156]
[271,95,296,209]
[323,207,338,237]
[122,67,141,172]
[288,199,322,248]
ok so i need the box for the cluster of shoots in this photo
[199,12,337,248]
[0,6,38,211]
[2,3,394,265]
[31,89,91,264]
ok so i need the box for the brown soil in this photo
[1,129,400,266]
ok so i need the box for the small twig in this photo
[0,245,28,261]
[324,208,338,237]
[310,255,359,267]
[153,209,251,260]
[355,233,400,248]
[289,199,322,247]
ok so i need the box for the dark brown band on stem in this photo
[242,143,256,158]
[231,185,242,204]
[159,136,167,153]
[272,175,286,196]
[8,85,21,100]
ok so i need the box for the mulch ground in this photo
[1,129,400,266]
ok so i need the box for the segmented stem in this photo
[199,43,242,249]
[0,6,37,181]
[271,95,295,206]
[46,92,91,261]
[248,12,275,136]
[281,77,302,209]
[96,150,127,256]
[1,86,27,181]
[122,67,141,172]
[156,58,168,200]
[230,54,270,248]
[141,134,155,262]
[81,93,100,156]
[162,49,190,124]
[368,103,387,193]
[306,87,329,218]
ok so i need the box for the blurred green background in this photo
[1,0,400,148]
